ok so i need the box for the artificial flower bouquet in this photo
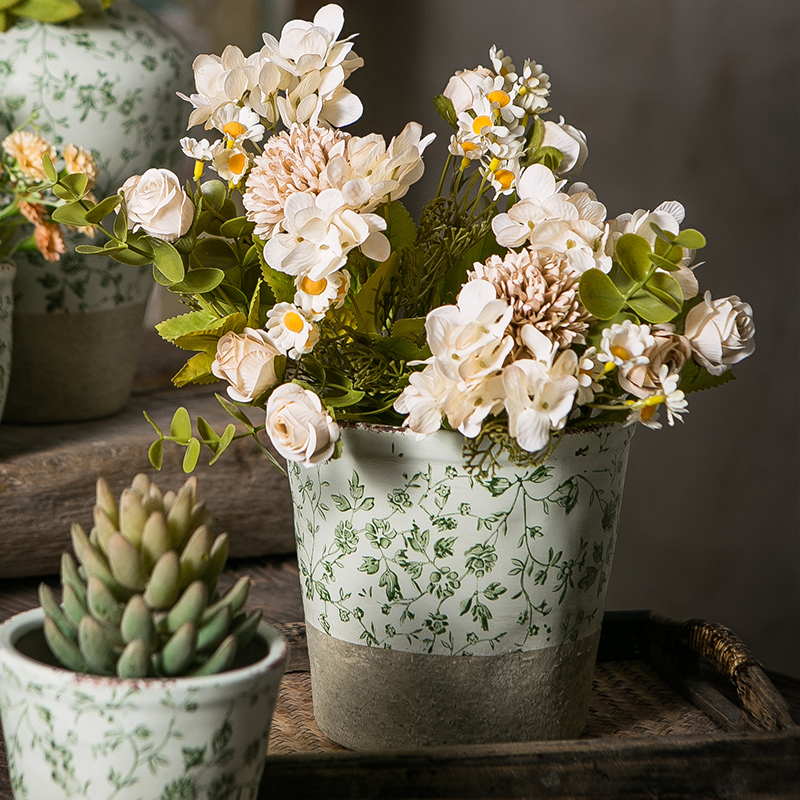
[0,127,98,263]
[42,3,754,473]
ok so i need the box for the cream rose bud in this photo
[211,328,282,403]
[119,168,194,242]
[265,383,340,467]
[684,291,755,375]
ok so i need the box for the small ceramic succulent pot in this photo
[0,263,15,421]
[288,423,634,749]
[0,609,288,800]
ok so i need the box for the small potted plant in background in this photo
[0,473,288,800]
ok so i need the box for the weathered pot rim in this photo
[0,608,288,688]
[337,419,622,438]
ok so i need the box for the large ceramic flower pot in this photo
[0,608,288,800]
[0,263,15,420]
[0,0,192,422]
[288,423,634,749]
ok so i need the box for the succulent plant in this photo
[39,473,261,678]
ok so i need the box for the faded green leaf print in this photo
[290,426,634,656]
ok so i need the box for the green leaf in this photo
[627,280,682,324]
[527,116,545,151]
[433,94,457,129]
[383,200,416,251]
[75,243,125,255]
[579,269,625,320]
[172,351,217,387]
[150,239,185,284]
[209,424,236,466]
[615,233,652,283]
[529,145,563,172]
[644,271,683,312]
[193,237,239,269]
[41,152,57,182]
[84,194,121,224]
[143,410,162,436]
[439,228,503,305]
[678,360,736,394]
[171,268,225,294]
[371,334,428,362]
[172,312,246,352]
[391,317,425,343]
[200,180,227,212]
[219,216,255,239]
[155,310,216,342]
[352,252,400,335]
[323,388,365,409]
[60,172,89,198]
[113,203,128,242]
[51,202,88,227]
[183,437,201,473]
[216,394,256,429]
[259,245,296,304]
[246,280,264,328]
[647,252,681,271]
[9,0,82,22]
[109,244,154,268]
[148,438,164,471]
[196,416,220,449]
[673,228,706,250]
[170,408,192,440]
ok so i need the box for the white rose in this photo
[265,383,339,467]
[684,291,755,375]
[211,328,282,403]
[119,168,194,242]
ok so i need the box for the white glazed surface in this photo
[290,424,634,657]
[0,609,287,800]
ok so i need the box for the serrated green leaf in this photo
[170,407,192,440]
[148,438,164,471]
[615,233,652,283]
[673,228,706,250]
[84,194,121,224]
[151,239,185,284]
[432,94,457,128]
[51,202,88,227]
[193,237,238,269]
[171,268,225,294]
[182,438,201,473]
[579,269,625,320]
[155,310,217,342]
[172,312,246,352]
[219,216,255,239]
[172,351,217,387]
[383,200,416,252]
[259,248,296,304]
[352,252,400,335]
[247,280,264,328]
[678,360,736,394]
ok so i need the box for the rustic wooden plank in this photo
[0,383,296,578]
[258,732,800,799]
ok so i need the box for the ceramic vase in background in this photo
[0,609,288,800]
[0,0,192,422]
[0,262,15,421]
[288,423,634,749]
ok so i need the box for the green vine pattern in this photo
[0,662,272,800]
[289,426,633,656]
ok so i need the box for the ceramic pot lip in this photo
[338,419,622,438]
[0,607,288,688]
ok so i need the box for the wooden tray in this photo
[1,563,798,799]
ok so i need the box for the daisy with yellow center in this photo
[212,103,265,143]
[212,141,250,185]
[294,268,351,320]
[266,302,320,358]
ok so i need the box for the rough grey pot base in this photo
[307,623,602,750]
[3,303,146,423]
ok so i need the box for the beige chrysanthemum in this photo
[33,220,66,262]
[472,247,592,348]
[243,124,349,238]
[64,143,98,188]
[2,131,56,181]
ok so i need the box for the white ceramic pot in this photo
[0,609,288,800]
[288,423,634,748]
[0,263,15,420]
[0,1,192,422]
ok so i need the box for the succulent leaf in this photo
[232,609,262,650]
[86,576,124,628]
[63,582,88,628]
[60,553,86,606]
[92,507,117,556]
[166,580,209,633]
[43,617,89,673]
[39,584,77,642]
[95,477,119,527]
[117,639,151,679]
[119,489,148,547]
[108,533,148,592]
[189,634,237,677]
[202,534,230,591]
[141,511,171,569]
[156,622,198,676]
[121,595,156,647]
[179,525,214,588]
[196,604,232,653]
[144,551,181,609]
[78,616,118,675]
[203,575,250,624]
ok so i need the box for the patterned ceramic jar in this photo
[0,1,192,421]
[0,609,288,800]
[288,423,634,748]
[0,263,15,421]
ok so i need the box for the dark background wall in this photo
[150,0,800,674]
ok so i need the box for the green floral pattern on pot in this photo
[0,610,287,800]
[289,424,634,657]
[0,0,191,314]
[0,262,14,418]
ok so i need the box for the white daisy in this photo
[294,268,350,320]
[212,104,265,143]
[265,303,319,358]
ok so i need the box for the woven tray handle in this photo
[653,614,796,732]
